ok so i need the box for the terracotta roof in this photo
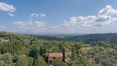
[49,53,63,58]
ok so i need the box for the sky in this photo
[0,0,117,34]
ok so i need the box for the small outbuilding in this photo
[48,53,63,64]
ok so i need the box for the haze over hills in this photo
[0,0,117,66]
[38,32,117,42]
[4,31,117,42]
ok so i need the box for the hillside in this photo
[0,32,117,66]
[66,33,117,43]
[40,33,117,43]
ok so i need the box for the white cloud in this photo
[14,20,46,32]
[13,12,47,33]
[31,13,46,17]
[0,25,5,29]
[8,13,15,16]
[11,5,117,34]
[47,5,117,34]
[99,5,117,16]
[0,2,16,16]
[63,16,96,27]
[0,25,6,31]
[63,5,117,27]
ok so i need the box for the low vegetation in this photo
[0,32,117,66]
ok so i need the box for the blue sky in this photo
[0,0,117,34]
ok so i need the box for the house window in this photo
[53,57,55,59]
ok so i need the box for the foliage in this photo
[0,32,117,66]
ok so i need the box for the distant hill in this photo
[65,33,117,42]
[1,32,117,43]
[39,33,117,43]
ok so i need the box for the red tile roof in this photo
[49,53,63,58]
